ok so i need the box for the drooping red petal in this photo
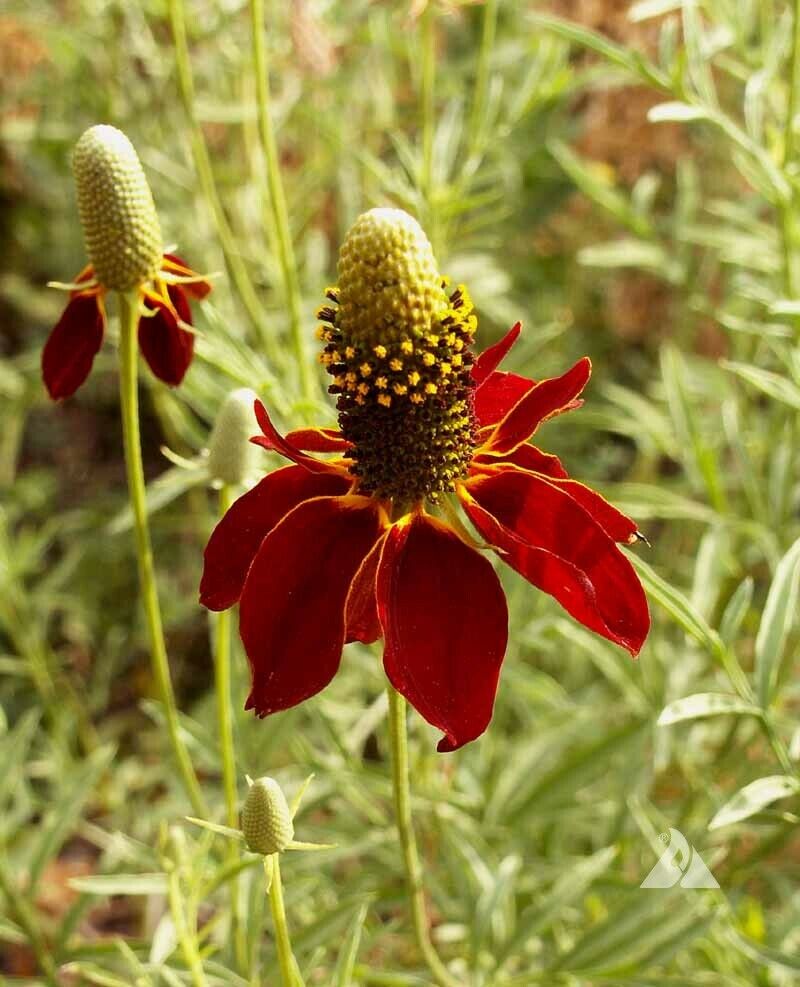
[544,477,639,543]
[162,253,213,299]
[252,399,345,475]
[472,321,521,386]
[344,535,386,644]
[376,512,508,752]
[138,287,194,386]
[200,464,351,611]
[473,443,568,479]
[474,371,536,428]
[285,427,351,453]
[459,470,649,656]
[42,292,105,400]
[480,357,592,456]
[241,495,388,716]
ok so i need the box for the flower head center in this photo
[319,209,477,504]
[72,125,163,293]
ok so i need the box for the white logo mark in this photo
[640,828,719,889]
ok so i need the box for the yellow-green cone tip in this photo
[336,208,448,345]
[72,124,163,292]
[207,388,259,487]
[241,777,294,855]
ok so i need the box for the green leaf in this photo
[658,693,760,725]
[709,775,800,830]
[68,873,169,896]
[648,101,709,123]
[333,903,369,987]
[719,577,754,647]
[722,361,800,412]
[185,817,245,842]
[755,537,800,707]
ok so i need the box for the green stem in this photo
[117,291,206,817]
[420,6,437,244]
[267,855,298,986]
[780,0,800,300]
[213,483,246,972]
[386,687,459,987]
[0,854,58,986]
[167,0,275,357]
[249,0,314,403]
[466,0,498,160]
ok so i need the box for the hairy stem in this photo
[267,855,298,986]
[386,687,460,987]
[117,290,206,816]
[249,0,315,402]
[213,484,246,972]
[167,0,275,356]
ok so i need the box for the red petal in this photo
[42,292,105,400]
[543,477,639,543]
[285,427,351,453]
[252,399,345,475]
[162,253,213,299]
[200,464,351,611]
[473,443,568,479]
[377,513,508,752]
[344,536,386,644]
[459,470,649,655]
[138,288,194,386]
[472,321,521,386]
[241,495,388,716]
[474,371,536,428]
[481,357,591,455]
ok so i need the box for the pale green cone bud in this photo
[72,124,163,292]
[336,207,448,345]
[241,777,294,855]
[207,388,259,486]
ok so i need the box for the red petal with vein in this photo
[377,513,508,752]
[42,293,105,400]
[200,464,351,611]
[162,253,213,299]
[138,287,194,386]
[472,321,521,386]
[474,371,535,428]
[252,399,344,475]
[473,443,568,479]
[482,357,592,455]
[345,536,386,644]
[241,496,387,716]
[459,470,649,655]
[285,427,351,453]
[544,477,639,543]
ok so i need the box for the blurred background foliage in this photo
[2,0,800,983]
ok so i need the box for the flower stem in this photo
[167,0,276,358]
[117,290,206,817]
[249,0,315,403]
[267,855,298,986]
[386,687,459,987]
[213,483,247,972]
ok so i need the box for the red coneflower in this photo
[200,208,650,751]
[42,125,211,400]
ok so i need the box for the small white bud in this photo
[207,388,259,486]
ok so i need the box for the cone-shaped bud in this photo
[72,125,163,292]
[318,208,478,503]
[208,388,259,486]
[241,777,294,855]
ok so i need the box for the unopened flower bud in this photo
[208,388,259,486]
[241,777,294,855]
[72,124,163,292]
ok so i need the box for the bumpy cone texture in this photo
[72,125,163,292]
[208,388,259,486]
[318,208,478,503]
[241,777,294,855]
